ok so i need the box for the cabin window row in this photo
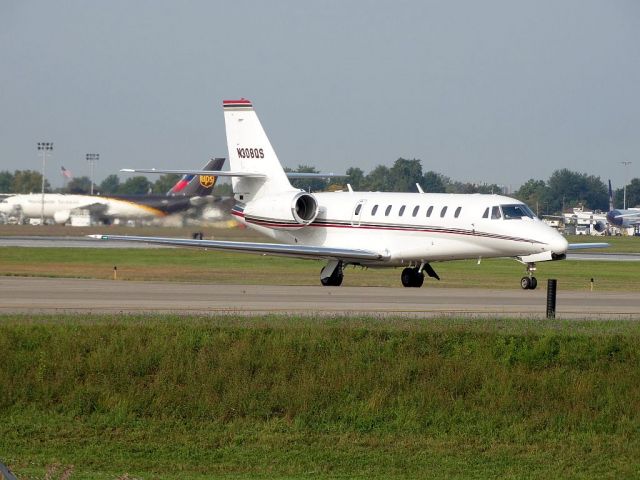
[366,204,463,218]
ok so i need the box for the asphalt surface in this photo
[0,277,638,319]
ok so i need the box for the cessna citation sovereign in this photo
[91,99,606,289]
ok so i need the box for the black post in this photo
[546,279,557,319]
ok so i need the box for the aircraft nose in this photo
[549,233,569,255]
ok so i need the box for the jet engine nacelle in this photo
[593,220,607,233]
[53,210,71,224]
[243,191,318,229]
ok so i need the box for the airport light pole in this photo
[86,153,99,195]
[621,161,632,209]
[37,142,53,225]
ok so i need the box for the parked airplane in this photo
[0,158,224,225]
[90,99,606,289]
[593,180,640,233]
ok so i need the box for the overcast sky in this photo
[1,0,638,190]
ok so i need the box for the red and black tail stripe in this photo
[223,99,253,110]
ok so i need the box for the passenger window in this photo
[454,206,461,218]
[371,205,378,215]
[354,204,362,215]
[440,206,448,218]
[482,207,489,218]
[399,205,406,216]
[412,205,419,217]
[426,206,433,217]
[385,205,392,216]
[491,206,502,219]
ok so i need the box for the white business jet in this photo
[91,99,606,289]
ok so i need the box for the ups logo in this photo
[199,175,216,188]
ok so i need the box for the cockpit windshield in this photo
[500,204,535,220]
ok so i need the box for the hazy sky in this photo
[1,0,638,190]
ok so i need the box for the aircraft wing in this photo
[567,242,609,250]
[87,234,387,262]
[613,212,640,219]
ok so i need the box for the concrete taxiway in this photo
[0,277,637,319]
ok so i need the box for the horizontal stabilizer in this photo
[121,168,266,178]
[87,234,387,261]
[286,172,347,178]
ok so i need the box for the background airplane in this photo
[0,158,224,225]
[92,99,606,289]
[593,180,640,233]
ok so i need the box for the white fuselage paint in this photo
[233,191,569,267]
[0,194,160,222]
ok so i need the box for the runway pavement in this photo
[0,277,638,319]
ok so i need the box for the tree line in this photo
[1,159,638,215]
[0,170,181,196]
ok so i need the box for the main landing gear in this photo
[320,260,344,286]
[401,263,440,288]
[401,267,424,288]
[520,262,538,290]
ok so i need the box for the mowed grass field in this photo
[0,238,638,290]
[1,314,639,479]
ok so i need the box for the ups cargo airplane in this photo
[1,158,223,224]
[91,99,606,289]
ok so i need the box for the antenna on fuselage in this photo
[416,183,425,194]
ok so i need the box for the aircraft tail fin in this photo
[167,157,225,196]
[223,99,293,201]
[608,179,614,211]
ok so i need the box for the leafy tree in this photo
[421,171,448,193]
[389,158,423,192]
[12,170,50,193]
[345,167,366,191]
[547,169,607,213]
[366,165,391,191]
[66,176,92,194]
[119,176,152,195]
[153,174,182,194]
[514,179,549,214]
[0,170,14,193]
[614,177,640,209]
[99,174,121,195]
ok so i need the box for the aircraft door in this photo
[351,200,366,227]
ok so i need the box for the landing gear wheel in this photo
[321,273,343,287]
[401,267,424,288]
[520,276,538,290]
[320,265,344,287]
